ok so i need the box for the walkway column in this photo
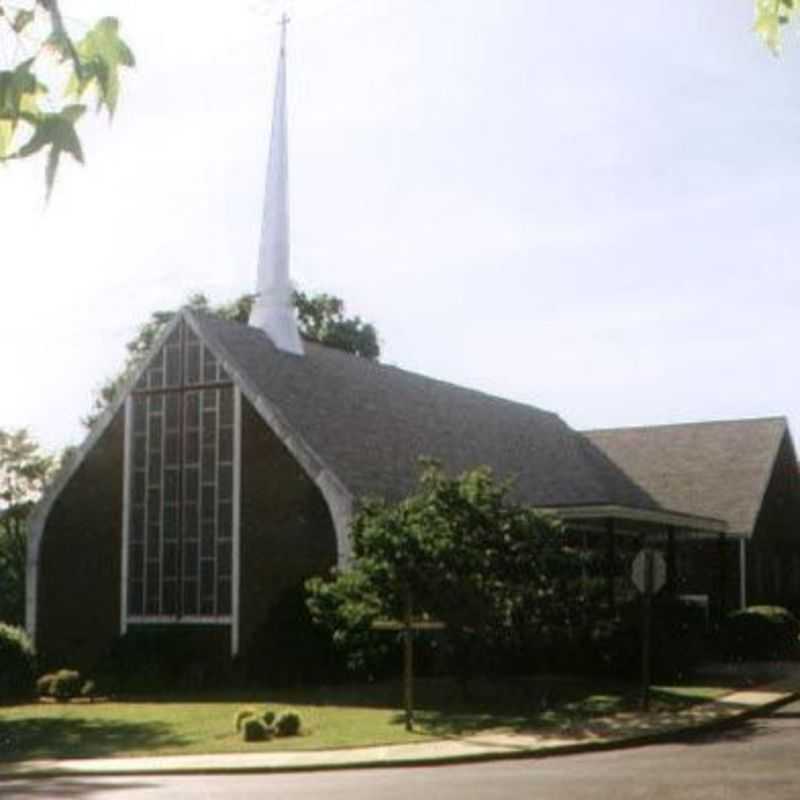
[739,539,747,610]
[717,532,728,623]
[666,526,677,595]
[606,518,616,613]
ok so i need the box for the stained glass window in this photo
[127,321,235,620]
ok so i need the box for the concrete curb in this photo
[4,688,798,780]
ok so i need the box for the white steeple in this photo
[249,14,304,355]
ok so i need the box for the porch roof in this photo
[584,418,789,537]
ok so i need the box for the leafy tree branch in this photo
[755,0,798,53]
[0,428,55,625]
[0,1,134,198]
[306,462,582,680]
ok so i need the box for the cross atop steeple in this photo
[249,11,304,356]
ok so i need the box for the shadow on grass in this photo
[0,717,188,763]
[388,693,781,750]
[128,675,625,712]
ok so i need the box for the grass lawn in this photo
[0,678,733,763]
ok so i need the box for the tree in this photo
[0,1,135,198]
[293,291,380,360]
[306,461,582,679]
[755,0,799,52]
[0,428,55,625]
[84,290,381,428]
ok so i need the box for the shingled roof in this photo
[584,418,789,536]
[191,311,662,512]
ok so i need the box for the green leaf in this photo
[12,9,34,33]
[755,0,796,53]
[0,121,12,159]
[0,60,40,116]
[68,17,135,117]
[0,60,47,157]
[44,30,73,61]
[13,105,86,199]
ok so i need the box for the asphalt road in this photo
[4,700,800,799]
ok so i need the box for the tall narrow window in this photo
[127,322,234,620]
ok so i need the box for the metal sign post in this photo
[641,551,653,711]
[631,548,666,711]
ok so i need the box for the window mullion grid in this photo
[129,399,145,617]
[200,385,217,616]
[126,324,235,624]
[158,394,166,618]
[176,322,186,619]
[213,387,221,616]
[142,394,151,615]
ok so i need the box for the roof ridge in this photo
[194,311,560,421]
[583,416,788,435]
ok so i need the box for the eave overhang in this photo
[541,503,730,536]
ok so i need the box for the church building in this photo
[26,21,800,671]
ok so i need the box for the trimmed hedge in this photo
[51,670,82,701]
[234,708,255,733]
[242,717,272,742]
[0,623,36,702]
[36,673,56,697]
[720,606,800,661]
[37,669,83,701]
[590,596,708,681]
[275,710,301,737]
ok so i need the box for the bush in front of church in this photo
[49,669,82,701]
[0,623,36,702]
[720,606,800,661]
[36,669,87,701]
[589,596,708,681]
[274,710,301,737]
[234,708,255,733]
[242,717,273,742]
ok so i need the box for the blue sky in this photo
[1,0,798,453]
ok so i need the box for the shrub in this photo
[50,669,82,701]
[36,672,57,698]
[234,708,255,733]
[275,710,302,737]
[81,680,97,702]
[589,596,708,681]
[263,709,276,726]
[720,606,800,661]
[242,717,271,742]
[0,623,36,702]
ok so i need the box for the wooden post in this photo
[403,589,414,732]
[371,606,444,732]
